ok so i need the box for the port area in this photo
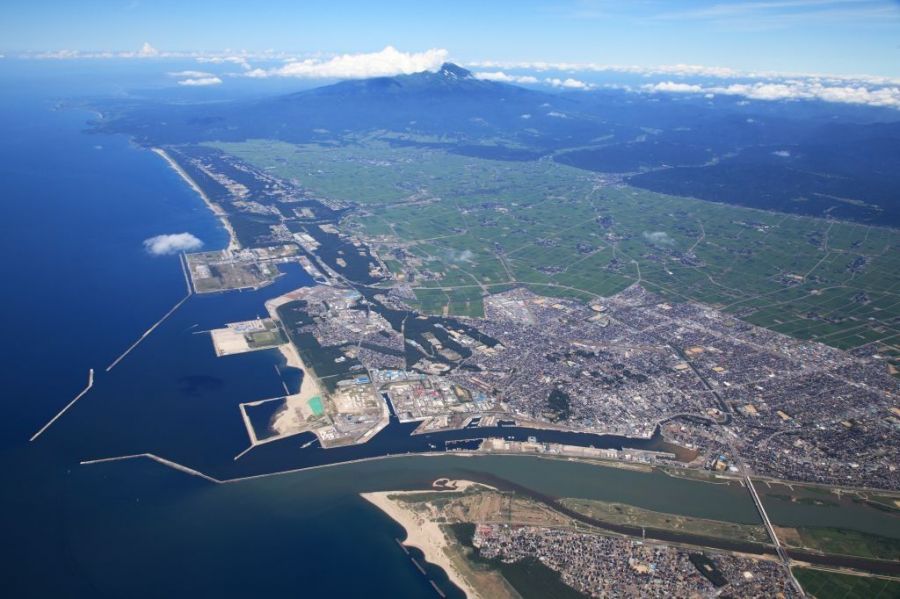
[208,318,285,357]
[230,289,392,453]
[224,282,696,461]
[185,245,314,294]
[476,437,675,465]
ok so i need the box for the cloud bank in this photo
[642,78,900,109]
[474,71,593,90]
[143,233,203,255]
[468,59,900,108]
[544,76,592,89]
[474,71,539,84]
[196,55,251,70]
[167,70,223,86]
[177,76,222,86]
[246,46,448,79]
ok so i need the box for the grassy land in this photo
[794,568,900,599]
[561,497,770,544]
[209,138,900,362]
[779,526,900,561]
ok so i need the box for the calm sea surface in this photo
[1,62,896,597]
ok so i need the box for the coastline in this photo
[150,147,241,252]
[361,487,484,599]
[266,293,327,435]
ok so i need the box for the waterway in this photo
[1,60,897,597]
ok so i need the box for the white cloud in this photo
[24,45,280,69]
[469,60,742,79]
[640,78,900,109]
[643,231,675,247]
[177,76,223,86]
[467,59,900,88]
[248,46,448,79]
[475,71,592,89]
[773,150,791,157]
[197,55,251,70]
[545,77,593,89]
[644,81,705,93]
[34,49,86,59]
[520,113,532,119]
[137,42,159,57]
[712,81,900,108]
[546,111,568,118]
[31,42,161,60]
[143,233,203,255]
[473,71,539,84]
[168,70,215,78]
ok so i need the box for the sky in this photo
[2,0,899,77]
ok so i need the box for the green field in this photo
[791,527,900,561]
[794,568,900,599]
[246,328,286,349]
[561,497,769,544]
[209,138,900,363]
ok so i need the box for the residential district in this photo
[474,525,797,598]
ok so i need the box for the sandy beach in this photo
[270,341,326,435]
[361,486,485,599]
[151,147,241,251]
[263,293,328,435]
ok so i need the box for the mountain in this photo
[299,63,518,99]
[95,63,618,148]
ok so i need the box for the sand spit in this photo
[361,484,488,599]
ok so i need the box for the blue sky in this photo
[2,0,899,77]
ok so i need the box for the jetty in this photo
[30,368,94,442]
[106,292,190,372]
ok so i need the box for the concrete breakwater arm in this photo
[30,368,94,442]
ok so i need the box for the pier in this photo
[30,368,94,442]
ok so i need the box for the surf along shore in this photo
[362,481,492,599]
[151,147,241,252]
